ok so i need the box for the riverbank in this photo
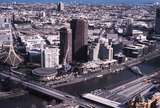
[56,56,160,96]
[0,89,27,100]
[48,49,160,88]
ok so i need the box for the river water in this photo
[1,57,160,108]
[56,57,160,96]
[0,90,61,108]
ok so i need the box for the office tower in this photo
[71,18,88,62]
[43,47,59,68]
[108,39,113,61]
[41,41,44,68]
[99,44,108,60]
[99,40,113,61]
[88,39,100,61]
[107,46,113,61]
[42,11,46,18]
[12,14,15,23]
[155,7,160,34]
[123,19,132,37]
[57,2,64,12]
[88,43,100,61]
[126,24,133,36]
[59,27,72,64]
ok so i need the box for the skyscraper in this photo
[59,27,72,64]
[155,7,160,34]
[57,2,64,12]
[71,18,88,62]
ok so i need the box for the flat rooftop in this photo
[32,68,58,77]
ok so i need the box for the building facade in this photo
[155,7,160,34]
[71,18,88,62]
[88,42,100,61]
[98,43,113,61]
[59,27,72,64]
[44,47,59,68]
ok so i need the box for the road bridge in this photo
[0,72,94,108]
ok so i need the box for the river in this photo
[56,57,160,96]
[1,57,160,108]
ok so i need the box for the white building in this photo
[43,47,59,68]
[0,29,12,46]
[0,15,11,29]
[46,34,60,45]
[107,45,113,61]
[23,34,45,51]
[88,42,100,61]
[0,15,12,46]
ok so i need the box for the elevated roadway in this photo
[0,71,94,108]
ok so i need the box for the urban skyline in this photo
[0,0,160,5]
[0,1,160,108]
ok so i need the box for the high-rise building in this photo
[57,2,64,12]
[59,27,72,64]
[155,7,160,34]
[71,18,88,62]
[99,43,108,60]
[107,46,113,61]
[88,39,100,61]
[42,11,46,18]
[123,19,133,36]
[43,47,59,68]
[98,43,113,61]
[108,39,113,61]
[12,14,15,23]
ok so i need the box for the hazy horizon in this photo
[0,0,160,5]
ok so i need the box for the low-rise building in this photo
[123,45,144,58]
